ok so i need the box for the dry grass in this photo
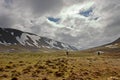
[0,51,120,80]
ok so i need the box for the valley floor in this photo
[0,51,120,80]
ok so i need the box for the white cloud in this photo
[0,0,120,49]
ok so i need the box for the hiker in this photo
[97,51,100,55]
[66,51,69,56]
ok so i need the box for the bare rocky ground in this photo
[0,51,120,80]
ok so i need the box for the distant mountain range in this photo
[87,37,120,53]
[0,27,77,52]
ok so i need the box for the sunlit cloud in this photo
[0,0,120,49]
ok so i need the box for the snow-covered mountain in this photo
[0,28,77,51]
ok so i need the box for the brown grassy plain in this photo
[0,50,120,80]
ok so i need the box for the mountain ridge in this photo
[84,37,120,53]
[0,27,77,52]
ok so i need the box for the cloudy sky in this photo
[0,0,120,49]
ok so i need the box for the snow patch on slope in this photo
[105,44,118,48]
[27,34,41,47]
[61,43,69,49]
[16,33,41,47]
[48,40,57,48]
[0,41,9,46]
[11,32,14,35]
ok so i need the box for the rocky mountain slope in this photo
[86,37,120,53]
[0,28,77,52]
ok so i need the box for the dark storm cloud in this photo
[0,14,14,28]
[4,0,13,5]
[102,1,120,37]
[15,0,63,16]
[63,0,85,5]
[30,0,63,15]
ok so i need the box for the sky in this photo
[0,0,120,49]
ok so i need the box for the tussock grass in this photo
[0,51,120,80]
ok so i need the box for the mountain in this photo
[0,28,77,52]
[86,37,120,53]
[112,38,120,44]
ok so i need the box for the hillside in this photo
[85,37,120,54]
[0,28,77,52]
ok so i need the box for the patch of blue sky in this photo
[79,8,93,17]
[48,17,60,23]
